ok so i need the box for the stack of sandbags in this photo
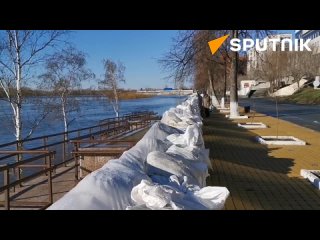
[133,94,229,210]
[127,177,229,210]
[48,158,150,210]
[48,94,229,210]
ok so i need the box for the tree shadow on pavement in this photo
[203,113,294,174]
[203,113,320,210]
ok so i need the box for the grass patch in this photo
[283,88,320,104]
[118,91,154,99]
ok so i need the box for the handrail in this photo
[0,111,151,148]
[0,150,55,210]
[0,150,51,154]
[0,151,54,172]
[0,111,154,209]
[70,139,137,144]
[0,112,150,153]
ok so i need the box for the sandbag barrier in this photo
[48,94,229,210]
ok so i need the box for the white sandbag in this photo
[161,110,197,130]
[126,204,151,210]
[143,122,183,141]
[146,151,207,187]
[166,124,204,148]
[172,122,191,131]
[166,145,211,169]
[193,186,230,210]
[129,179,229,210]
[179,116,197,125]
[130,137,170,161]
[161,111,182,124]
[184,125,204,147]
[130,179,176,209]
[165,146,210,186]
[162,96,202,129]
[48,159,150,210]
[166,133,186,146]
[166,144,197,160]
[146,151,199,185]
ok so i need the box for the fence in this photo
[0,111,156,209]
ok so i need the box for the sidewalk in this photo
[204,109,320,210]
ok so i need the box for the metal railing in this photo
[70,139,137,178]
[0,150,55,210]
[0,111,156,172]
[0,111,157,209]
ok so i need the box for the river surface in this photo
[0,95,186,144]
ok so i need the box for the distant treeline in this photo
[0,87,154,99]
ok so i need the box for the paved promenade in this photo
[204,109,320,210]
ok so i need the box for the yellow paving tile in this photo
[204,109,320,210]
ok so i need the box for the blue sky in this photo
[70,30,179,89]
[70,30,295,90]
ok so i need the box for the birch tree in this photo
[0,30,67,143]
[100,59,126,117]
[39,47,94,137]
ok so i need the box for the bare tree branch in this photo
[39,46,94,135]
[0,30,68,142]
[99,59,126,117]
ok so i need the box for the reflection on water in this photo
[0,95,186,144]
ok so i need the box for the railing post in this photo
[43,137,48,172]
[16,141,22,187]
[47,153,53,205]
[74,143,79,180]
[4,167,10,210]
[75,154,79,180]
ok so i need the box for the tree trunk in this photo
[61,95,68,137]
[14,31,23,143]
[208,69,220,107]
[229,30,239,117]
[113,85,119,117]
[224,61,227,99]
[13,31,23,181]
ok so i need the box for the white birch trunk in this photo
[61,94,68,136]
[229,101,239,117]
[113,84,119,117]
[220,97,225,109]
[207,69,220,108]
[229,30,239,118]
[14,31,22,142]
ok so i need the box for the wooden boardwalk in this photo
[204,109,320,210]
[0,165,78,210]
[0,127,149,210]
